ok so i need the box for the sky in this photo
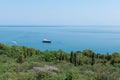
[0,0,120,25]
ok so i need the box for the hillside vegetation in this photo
[0,43,120,80]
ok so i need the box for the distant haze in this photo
[0,0,120,25]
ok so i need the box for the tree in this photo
[110,59,115,65]
[16,52,24,63]
[112,52,120,58]
[83,50,94,58]
[57,50,65,61]
[70,51,74,63]
[91,52,95,65]
[44,50,56,62]
[105,53,112,61]
[73,52,77,66]
[35,50,41,55]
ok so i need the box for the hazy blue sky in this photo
[0,0,120,25]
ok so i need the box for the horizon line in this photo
[0,25,120,27]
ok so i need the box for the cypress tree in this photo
[91,52,95,65]
[73,52,77,66]
[70,51,74,63]
[110,59,115,65]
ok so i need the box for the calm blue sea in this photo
[0,26,120,53]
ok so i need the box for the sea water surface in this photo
[0,26,120,53]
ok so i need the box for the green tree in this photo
[91,52,95,65]
[16,52,24,63]
[73,52,77,66]
[70,51,74,63]
[83,49,94,58]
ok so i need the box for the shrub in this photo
[35,71,51,80]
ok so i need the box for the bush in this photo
[36,71,51,80]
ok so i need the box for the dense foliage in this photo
[0,43,120,80]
